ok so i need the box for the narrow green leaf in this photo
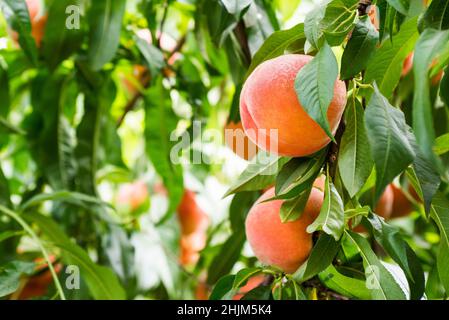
[341,16,379,80]
[364,18,419,98]
[412,28,449,170]
[0,65,10,117]
[0,261,35,297]
[364,85,415,202]
[430,193,449,295]
[224,151,290,197]
[367,213,425,300]
[419,0,449,30]
[209,275,236,300]
[345,231,407,300]
[440,67,449,106]
[295,42,339,140]
[386,0,410,16]
[339,98,373,197]
[280,187,312,223]
[247,23,305,77]
[25,212,126,300]
[207,232,245,286]
[43,0,85,69]
[144,78,183,223]
[307,176,345,240]
[435,133,449,156]
[318,264,371,300]
[87,0,126,70]
[1,0,38,65]
[232,268,261,290]
[293,234,340,282]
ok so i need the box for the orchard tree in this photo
[0,0,448,301]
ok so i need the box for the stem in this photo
[0,205,66,300]
[157,0,169,49]
[233,20,252,67]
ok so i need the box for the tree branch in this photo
[233,20,252,67]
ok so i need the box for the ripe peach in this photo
[245,185,324,274]
[240,54,346,157]
[177,190,209,236]
[375,184,394,219]
[390,184,414,218]
[224,121,259,160]
[116,181,149,211]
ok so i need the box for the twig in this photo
[233,20,252,67]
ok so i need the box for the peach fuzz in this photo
[240,54,347,157]
[245,184,324,274]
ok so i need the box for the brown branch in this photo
[157,0,169,49]
[233,20,252,67]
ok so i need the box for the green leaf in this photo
[320,0,358,46]
[440,68,449,106]
[246,23,305,77]
[339,98,373,197]
[295,42,339,140]
[232,268,261,290]
[0,231,24,244]
[293,234,340,282]
[144,78,183,223]
[135,36,165,76]
[43,0,85,70]
[1,0,38,65]
[275,151,326,197]
[366,213,425,300]
[345,231,407,300]
[87,0,126,70]
[307,176,344,241]
[229,191,259,232]
[241,285,272,300]
[430,193,449,295]
[318,264,371,300]
[0,65,10,118]
[435,133,449,156]
[19,190,113,213]
[386,0,410,16]
[413,29,449,170]
[364,85,415,202]
[224,151,290,197]
[341,16,379,80]
[25,212,126,300]
[0,261,35,297]
[207,232,245,285]
[407,133,441,212]
[280,187,312,223]
[419,0,449,30]
[209,275,236,300]
[364,18,419,99]
[304,2,327,50]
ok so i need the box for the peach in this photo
[240,54,346,157]
[116,181,149,211]
[375,184,394,219]
[390,184,414,218]
[245,185,324,274]
[224,121,259,160]
[177,190,209,236]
